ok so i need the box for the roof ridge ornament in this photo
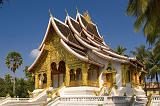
[49,9,53,17]
[83,10,92,23]
[65,9,69,16]
[76,7,79,14]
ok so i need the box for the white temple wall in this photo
[113,62,122,88]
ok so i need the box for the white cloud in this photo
[30,49,40,58]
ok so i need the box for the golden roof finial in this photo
[83,10,92,23]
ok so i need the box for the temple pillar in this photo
[65,65,70,86]
[35,74,39,89]
[47,70,51,88]
[112,72,116,84]
[98,71,103,88]
[132,72,135,83]
[82,63,88,86]
[121,64,126,87]
[137,72,140,85]
[47,45,52,88]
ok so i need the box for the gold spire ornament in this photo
[83,11,92,23]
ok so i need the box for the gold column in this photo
[82,63,88,86]
[35,73,39,89]
[132,72,135,83]
[65,65,70,86]
[137,72,140,85]
[47,45,52,88]
[125,65,129,83]
[98,71,102,88]
[47,70,52,88]
[112,72,116,84]
[121,64,126,87]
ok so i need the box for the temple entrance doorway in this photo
[103,73,113,88]
[38,73,47,89]
[51,61,66,88]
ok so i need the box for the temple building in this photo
[28,11,147,97]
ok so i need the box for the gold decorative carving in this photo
[121,64,126,87]
[65,65,70,86]
[35,74,39,89]
[82,63,88,86]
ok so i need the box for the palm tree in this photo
[115,45,127,55]
[145,51,160,87]
[126,0,160,44]
[153,39,160,59]
[4,74,13,96]
[130,45,149,63]
[131,45,149,93]
[5,52,23,97]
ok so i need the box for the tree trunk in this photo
[13,73,16,97]
[155,72,160,95]
[156,72,158,84]
[144,76,147,96]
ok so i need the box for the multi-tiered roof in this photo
[29,11,144,71]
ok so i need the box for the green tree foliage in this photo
[5,51,23,96]
[4,74,13,97]
[0,77,6,97]
[126,0,160,44]
[145,51,160,83]
[23,66,35,94]
[130,45,149,64]
[131,45,160,84]
[0,72,34,98]
[0,52,34,98]
[15,78,28,98]
[0,74,13,97]
[115,45,127,55]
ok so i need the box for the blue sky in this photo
[0,0,147,78]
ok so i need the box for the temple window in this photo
[51,61,66,88]
[58,61,66,81]
[51,62,57,72]
[76,68,82,81]
[43,73,47,84]
[58,61,66,74]
[88,65,99,81]
[88,69,93,81]
[70,69,75,81]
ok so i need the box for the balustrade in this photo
[60,97,104,102]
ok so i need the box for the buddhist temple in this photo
[2,10,160,106]
[28,10,147,98]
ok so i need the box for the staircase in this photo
[0,89,47,106]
